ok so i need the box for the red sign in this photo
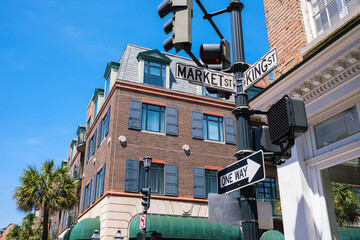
[139,215,146,229]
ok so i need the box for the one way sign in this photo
[217,150,265,194]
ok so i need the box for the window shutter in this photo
[105,106,111,136]
[193,167,206,198]
[92,129,97,155]
[99,163,106,197]
[81,187,86,212]
[97,120,102,148]
[125,159,140,192]
[192,111,204,139]
[224,117,236,144]
[86,141,90,163]
[92,173,97,203]
[128,100,142,130]
[165,164,178,196]
[86,179,92,208]
[166,107,178,136]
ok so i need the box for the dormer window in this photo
[92,88,104,121]
[137,49,172,89]
[144,61,166,88]
[104,62,119,99]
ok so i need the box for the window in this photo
[92,164,106,203]
[85,180,92,209]
[314,106,360,148]
[86,129,97,164]
[248,86,262,100]
[202,86,220,99]
[105,74,110,99]
[256,177,278,216]
[94,99,98,119]
[144,61,166,87]
[139,163,165,195]
[205,169,218,196]
[311,0,360,35]
[87,118,91,131]
[203,114,224,142]
[142,103,165,133]
[124,159,178,196]
[256,177,276,200]
[98,106,111,147]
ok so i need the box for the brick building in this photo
[251,0,360,239]
[50,44,281,240]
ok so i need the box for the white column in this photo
[277,137,317,240]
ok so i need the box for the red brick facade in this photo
[263,0,308,79]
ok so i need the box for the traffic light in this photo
[141,187,151,212]
[137,231,146,240]
[200,39,232,99]
[158,0,193,52]
[267,95,308,144]
[151,232,162,240]
[200,39,231,71]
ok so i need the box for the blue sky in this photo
[0,0,269,227]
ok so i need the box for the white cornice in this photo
[250,24,360,112]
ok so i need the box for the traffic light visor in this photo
[158,0,172,19]
[200,44,221,65]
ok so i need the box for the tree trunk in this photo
[42,204,49,240]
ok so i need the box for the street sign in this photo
[217,150,265,194]
[139,214,146,230]
[243,48,278,91]
[175,62,235,92]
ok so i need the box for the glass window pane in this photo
[315,106,360,148]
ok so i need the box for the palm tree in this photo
[331,182,360,226]
[13,159,77,240]
[6,224,21,240]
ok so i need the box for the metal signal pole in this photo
[229,0,259,239]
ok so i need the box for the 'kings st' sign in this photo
[175,62,235,93]
[243,48,278,91]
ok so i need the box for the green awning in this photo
[260,230,284,240]
[63,228,72,240]
[129,215,241,240]
[339,227,360,240]
[69,218,100,240]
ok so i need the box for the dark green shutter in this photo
[92,129,97,155]
[105,106,111,136]
[224,117,236,144]
[99,163,106,197]
[92,173,97,203]
[86,141,90,163]
[193,167,206,198]
[128,100,142,130]
[81,187,86,212]
[192,111,203,139]
[97,120,102,148]
[166,107,178,136]
[125,159,140,192]
[165,164,178,196]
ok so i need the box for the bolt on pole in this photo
[229,0,259,239]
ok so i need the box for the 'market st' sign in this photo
[175,62,235,92]
[243,48,278,91]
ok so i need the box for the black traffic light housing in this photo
[141,187,151,213]
[200,39,232,99]
[158,0,193,52]
[267,95,308,144]
[200,39,231,71]
[137,231,146,240]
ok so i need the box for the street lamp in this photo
[91,230,100,240]
[113,229,124,240]
[143,155,152,169]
